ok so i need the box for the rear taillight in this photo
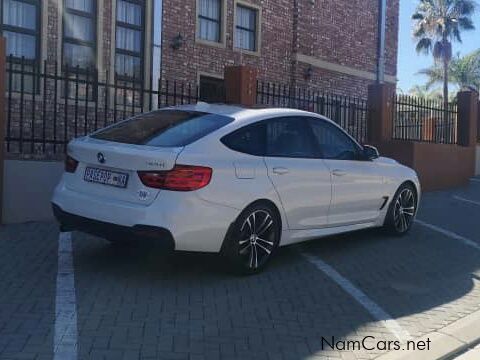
[138,165,212,191]
[65,155,79,173]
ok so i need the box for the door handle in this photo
[272,167,289,175]
[332,169,347,177]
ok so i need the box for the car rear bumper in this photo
[52,204,175,250]
[51,177,240,252]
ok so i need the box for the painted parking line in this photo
[454,343,480,360]
[301,251,412,342]
[416,220,480,252]
[453,195,480,207]
[54,232,78,360]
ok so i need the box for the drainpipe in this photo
[151,0,163,91]
[376,0,387,84]
[289,0,299,93]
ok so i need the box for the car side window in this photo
[266,117,318,158]
[221,122,266,156]
[308,118,360,160]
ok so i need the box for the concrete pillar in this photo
[224,66,257,107]
[457,91,478,147]
[367,83,395,144]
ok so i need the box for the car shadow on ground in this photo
[300,224,480,334]
[2,192,480,360]
[70,221,480,360]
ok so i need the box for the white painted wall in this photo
[476,146,480,176]
[3,160,64,224]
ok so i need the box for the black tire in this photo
[384,183,417,235]
[222,202,281,275]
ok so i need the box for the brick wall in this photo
[161,0,294,83]
[295,0,398,77]
[101,0,114,75]
[162,0,399,97]
[46,0,58,63]
[292,0,399,97]
[5,0,399,159]
[42,0,401,92]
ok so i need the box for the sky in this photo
[397,0,480,93]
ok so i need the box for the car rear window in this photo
[91,110,233,147]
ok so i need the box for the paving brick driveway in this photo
[1,181,480,360]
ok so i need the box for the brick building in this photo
[1,0,399,159]
[1,0,399,99]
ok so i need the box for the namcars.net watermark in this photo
[321,336,431,352]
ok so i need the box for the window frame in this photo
[196,0,226,47]
[221,116,322,159]
[197,0,221,43]
[264,116,320,159]
[62,0,97,72]
[220,121,266,156]
[234,1,261,55]
[306,116,365,161]
[1,0,41,65]
[114,0,145,84]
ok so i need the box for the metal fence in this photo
[256,81,369,143]
[10,61,458,157]
[392,94,458,144]
[5,57,199,156]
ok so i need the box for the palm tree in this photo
[409,84,431,98]
[412,0,476,115]
[408,84,457,101]
[408,84,442,100]
[418,50,480,92]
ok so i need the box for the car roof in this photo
[169,103,363,149]
[169,103,320,121]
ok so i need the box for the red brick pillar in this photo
[367,83,395,144]
[457,91,478,147]
[224,66,257,107]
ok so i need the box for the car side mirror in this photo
[362,145,380,160]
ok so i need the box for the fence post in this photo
[224,66,257,106]
[0,38,5,223]
[457,91,478,147]
[367,83,395,144]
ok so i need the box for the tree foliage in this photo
[412,0,476,107]
[418,50,480,92]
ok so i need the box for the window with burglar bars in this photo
[198,0,222,43]
[1,0,41,93]
[63,0,97,100]
[115,0,144,106]
[235,4,257,52]
[199,75,225,102]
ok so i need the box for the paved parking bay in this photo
[1,181,480,360]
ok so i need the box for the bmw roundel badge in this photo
[97,152,105,164]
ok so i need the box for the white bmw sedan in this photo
[52,103,420,273]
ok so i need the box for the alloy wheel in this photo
[238,210,276,270]
[393,188,416,233]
